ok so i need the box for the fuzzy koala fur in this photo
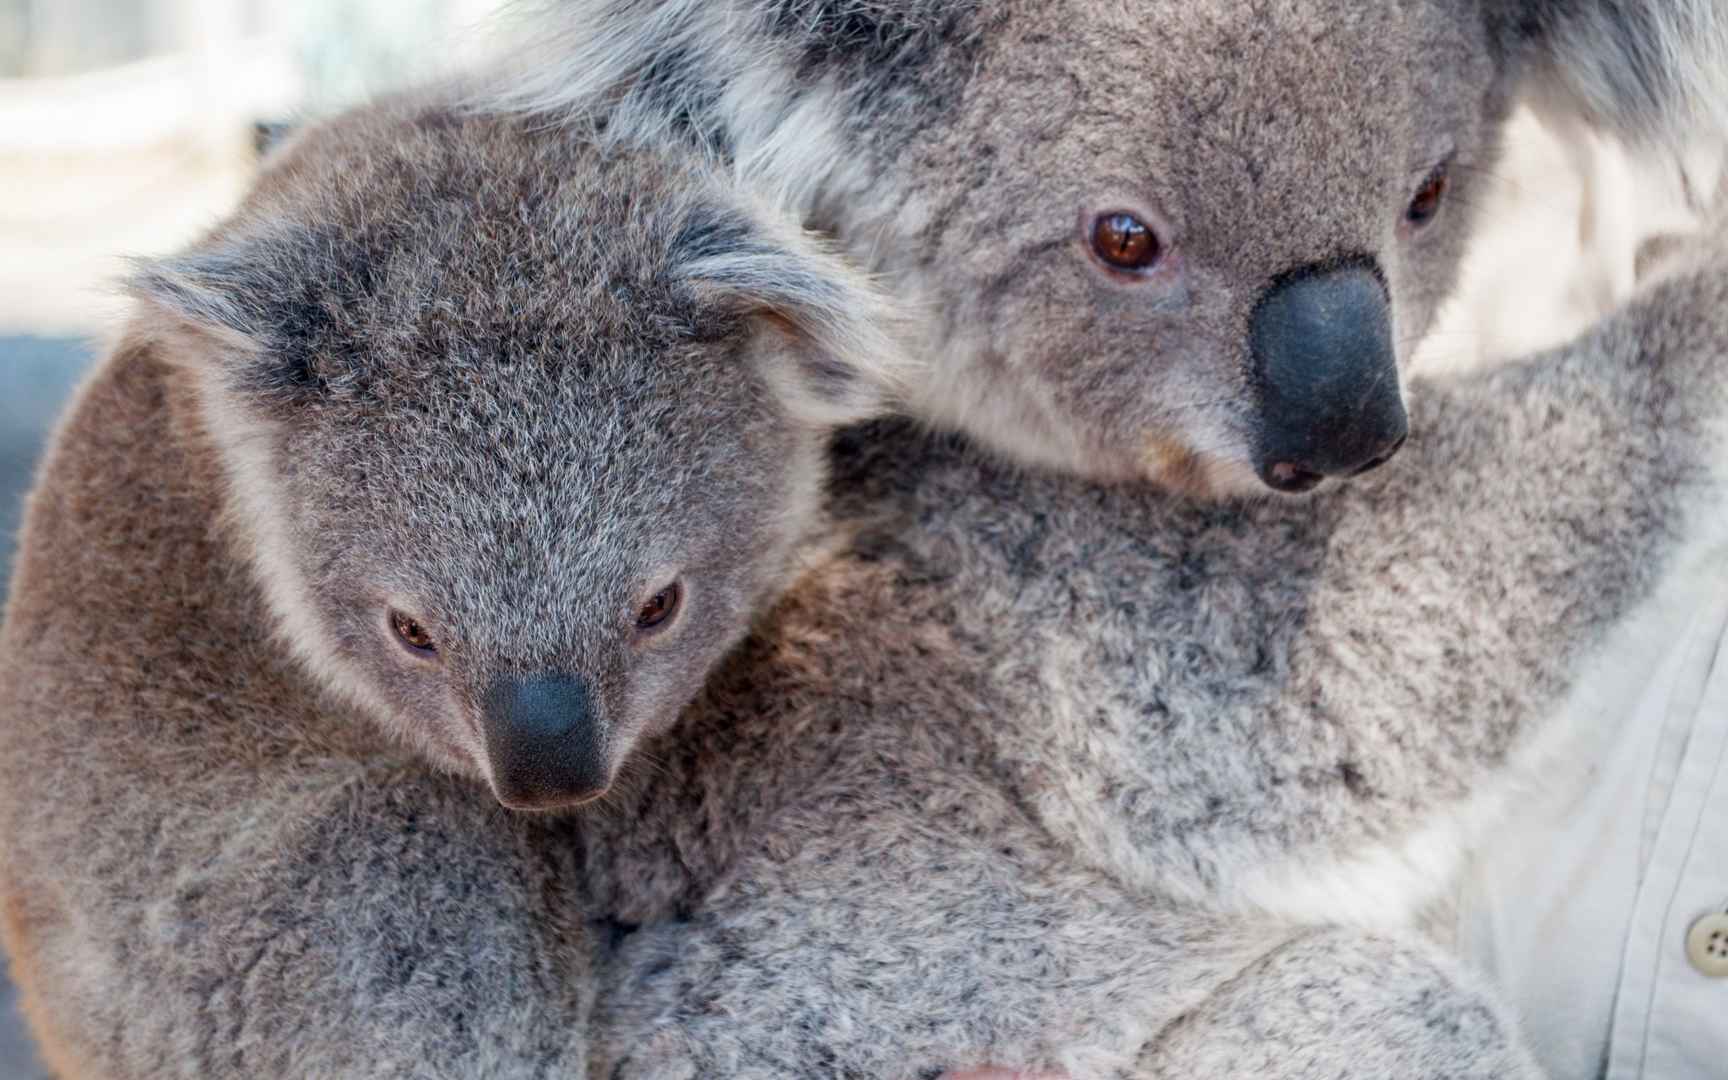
[493,0,1728,495]
[546,223,1728,1077]
[0,93,907,1077]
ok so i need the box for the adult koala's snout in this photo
[480,674,610,810]
[1249,259,1409,494]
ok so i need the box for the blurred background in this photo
[0,2,1721,1076]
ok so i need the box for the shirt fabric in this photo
[1453,550,1728,1079]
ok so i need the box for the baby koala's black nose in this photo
[1250,258,1409,494]
[480,674,609,810]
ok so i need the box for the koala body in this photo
[501,0,1727,495]
[0,92,903,1076]
[570,232,1728,1078]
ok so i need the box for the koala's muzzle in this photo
[480,675,609,810]
[1249,260,1408,494]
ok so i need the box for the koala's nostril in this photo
[480,674,610,811]
[1264,463,1327,493]
[1350,431,1409,477]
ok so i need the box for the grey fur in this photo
[487,0,1728,493]
[0,91,904,1076]
[561,233,1728,1076]
[1505,0,1728,146]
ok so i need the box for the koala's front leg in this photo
[3,761,595,1079]
[1189,256,1728,916]
[588,785,1275,1080]
[592,846,1538,1080]
[1134,929,1542,1080]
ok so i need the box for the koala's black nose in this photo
[1249,260,1408,494]
[480,675,609,811]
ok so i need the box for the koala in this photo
[563,224,1728,1079]
[0,91,905,1076]
[496,0,1727,495]
[140,96,902,811]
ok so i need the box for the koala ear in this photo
[126,230,330,395]
[1503,1,1728,151]
[672,201,915,428]
[127,246,272,354]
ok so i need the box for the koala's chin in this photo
[1136,441,1270,501]
[1129,431,1384,502]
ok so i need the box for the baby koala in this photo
[12,92,901,810]
[0,86,911,1077]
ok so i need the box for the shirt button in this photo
[1686,912,1728,977]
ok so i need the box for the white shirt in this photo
[1453,552,1728,1079]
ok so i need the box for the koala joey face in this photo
[867,0,1506,495]
[137,106,900,810]
[277,336,825,813]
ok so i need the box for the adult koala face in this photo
[505,0,1725,495]
[866,2,1497,495]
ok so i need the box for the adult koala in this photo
[500,0,1727,492]
[569,224,1728,1080]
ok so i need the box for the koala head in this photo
[500,0,1726,494]
[132,99,902,811]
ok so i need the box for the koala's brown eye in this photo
[391,611,436,655]
[1090,212,1163,272]
[635,581,682,633]
[1405,164,1450,228]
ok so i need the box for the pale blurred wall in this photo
[2,0,166,77]
[2,0,507,80]
[0,0,514,338]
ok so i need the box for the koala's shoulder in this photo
[1639,236,1728,339]
[5,335,215,632]
[0,331,360,776]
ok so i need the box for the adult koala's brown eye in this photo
[391,611,437,655]
[635,581,682,633]
[1405,163,1450,228]
[1090,212,1163,272]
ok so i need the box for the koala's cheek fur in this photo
[189,388,453,762]
[192,402,478,780]
[277,524,495,782]
[607,433,833,748]
[608,658,711,759]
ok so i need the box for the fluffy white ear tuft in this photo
[673,198,918,428]
[1510,1,1728,154]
